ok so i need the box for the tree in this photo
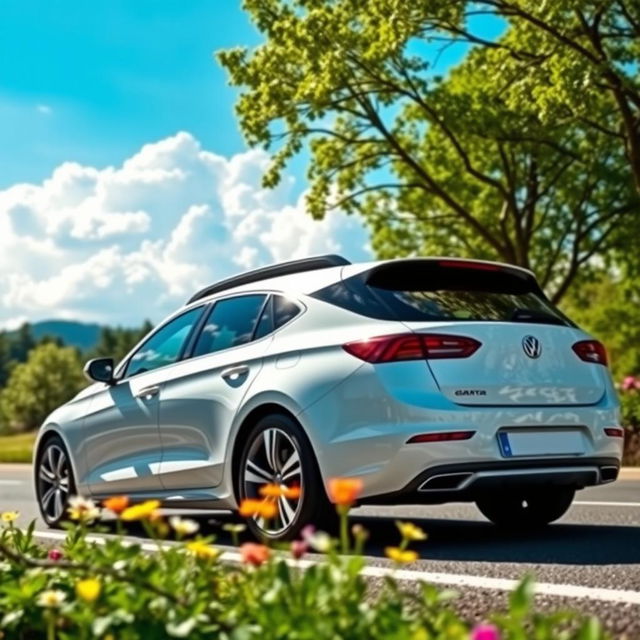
[218,0,638,300]
[0,343,85,433]
[91,320,154,364]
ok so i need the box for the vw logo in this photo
[522,335,542,359]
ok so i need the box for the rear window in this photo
[312,261,572,326]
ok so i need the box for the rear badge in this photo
[454,389,487,397]
[522,335,542,359]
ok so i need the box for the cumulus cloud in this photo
[0,132,370,327]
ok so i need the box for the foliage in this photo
[90,320,154,365]
[0,492,608,640]
[218,0,639,301]
[0,343,85,434]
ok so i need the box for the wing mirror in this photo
[84,358,115,384]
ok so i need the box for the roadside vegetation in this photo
[0,480,608,639]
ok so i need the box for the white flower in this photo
[67,496,100,523]
[37,589,66,608]
[169,516,199,536]
[306,530,333,553]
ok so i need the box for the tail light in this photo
[407,430,475,444]
[604,427,624,438]
[572,340,608,366]
[343,333,481,363]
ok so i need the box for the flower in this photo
[290,539,309,559]
[169,516,199,536]
[222,523,247,534]
[36,589,66,608]
[396,521,427,542]
[238,498,278,520]
[47,548,63,562]
[1,511,19,524]
[120,500,161,521]
[621,376,640,391]
[385,547,419,564]
[240,542,271,566]
[67,496,100,523]
[302,527,332,553]
[76,578,101,603]
[259,483,301,500]
[102,496,130,514]
[186,540,220,560]
[327,477,363,506]
[470,623,501,640]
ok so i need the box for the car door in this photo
[85,306,205,496]
[155,294,272,491]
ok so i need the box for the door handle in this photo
[221,364,249,380]
[135,385,160,399]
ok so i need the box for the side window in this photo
[125,307,203,377]
[274,295,301,329]
[192,295,266,357]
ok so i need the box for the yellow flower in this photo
[385,546,419,564]
[120,500,161,521]
[169,516,199,536]
[75,578,101,603]
[67,496,100,523]
[36,589,66,608]
[1,511,19,524]
[186,540,220,560]
[396,521,427,542]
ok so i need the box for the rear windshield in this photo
[311,261,572,326]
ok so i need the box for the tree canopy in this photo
[219,0,640,300]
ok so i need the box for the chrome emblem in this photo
[522,335,542,359]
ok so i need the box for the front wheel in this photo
[35,435,76,527]
[237,413,335,542]
[476,487,575,529]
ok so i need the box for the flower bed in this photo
[0,482,607,639]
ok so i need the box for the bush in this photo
[0,487,608,640]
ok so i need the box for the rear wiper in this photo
[510,308,566,326]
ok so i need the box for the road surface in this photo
[1,464,639,636]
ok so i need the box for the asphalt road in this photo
[2,464,639,636]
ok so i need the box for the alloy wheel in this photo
[242,427,303,534]
[37,443,71,523]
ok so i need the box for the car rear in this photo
[302,258,622,516]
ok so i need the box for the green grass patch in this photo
[0,431,35,463]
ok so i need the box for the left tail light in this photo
[342,333,481,363]
[572,340,608,366]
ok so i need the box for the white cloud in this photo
[36,104,53,115]
[0,132,370,327]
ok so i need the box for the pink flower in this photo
[48,549,63,562]
[621,376,637,391]
[471,624,500,640]
[301,524,316,541]
[290,539,308,560]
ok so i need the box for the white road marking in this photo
[0,480,23,486]
[31,530,640,606]
[574,501,640,508]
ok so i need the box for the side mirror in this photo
[84,358,115,384]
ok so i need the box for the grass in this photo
[0,431,35,463]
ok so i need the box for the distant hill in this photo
[29,320,103,351]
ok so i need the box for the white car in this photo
[34,255,623,540]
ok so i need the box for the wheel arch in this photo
[33,426,79,492]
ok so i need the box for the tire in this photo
[236,413,335,542]
[476,487,575,529]
[35,435,76,528]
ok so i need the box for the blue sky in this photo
[0,0,261,188]
[0,2,502,326]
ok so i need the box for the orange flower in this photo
[327,477,363,506]
[258,484,301,500]
[238,499,278,520]
[240,542,271,567]
[102,496,130,514]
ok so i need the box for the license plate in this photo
[497,429,585,458]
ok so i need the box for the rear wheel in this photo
[36,435,76,528]
[237,413,335,542]
[476,487,575,529]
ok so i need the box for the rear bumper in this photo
[359,457,620,505]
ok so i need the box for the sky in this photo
[0,1,499,328]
